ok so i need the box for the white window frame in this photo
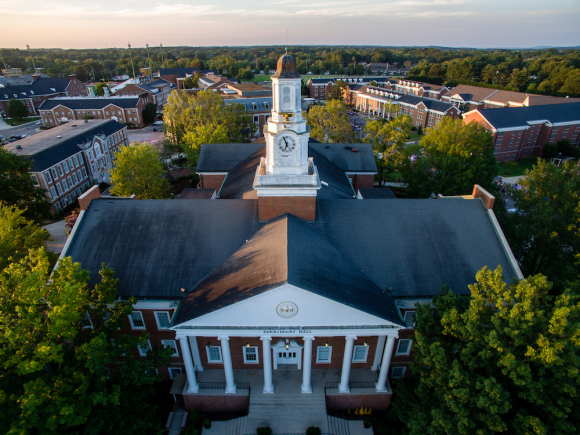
[352,345,369,363]
[404,311,416,328]
[391,366,406,379]
[138,340,152,356]
[161,340,179,356]
[206,345,223,363]
[316,346,332,363]
[243,346,259,364]
[154,311,171,329]
[50,187,57,198]
[73,155,79,167]
[63,161,69,173]
[44,171,52,183]
[129,311,146,329]
[168,367,183,379]
[396,339,412,356]
[56,182,63,195]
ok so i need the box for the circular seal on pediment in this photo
[276,301,298,318]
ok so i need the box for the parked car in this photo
[35,121,42,125]
[153,120,163,125]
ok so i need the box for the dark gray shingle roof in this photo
[358,188,396,199]
[196,143,265,173]
[0,77,71,101]
[309,143,377,173]
[39,97,140,111]
[476,102,580,130]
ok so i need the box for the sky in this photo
[0,0,578,49]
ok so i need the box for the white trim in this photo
[486,209,524,280]
[396,339,412,356]
[161,339,179,356]
[352,345,369,363]
[129,311,146,329]
[138,340,152,356]
[243,345,260,364]
[206,345,223,363]
[316,345,332,363]
[552,120,580,127]
[197,172,229,176]
[154,311,171,329]
[133,300,179,310]
[391,366,406,379]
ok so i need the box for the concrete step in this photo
[327,416,351,435]
[225,415,248,435]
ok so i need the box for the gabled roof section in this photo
[0,77,71,101]
[39,97,140,111]
[308,143,377,173]
[174,215,401,325]
[476,102,580,130]
[444,85,499,103]
[197,143,265,173]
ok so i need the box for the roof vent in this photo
[352,148,358,153]
[15,145,22,149]
[71,124,77,127]
[56,135,62,138]
[345,146,352,150]
[321,181,329,187]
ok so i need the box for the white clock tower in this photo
[253,54,321,221]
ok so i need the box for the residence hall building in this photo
[0,74,86,116]
[464,102,580,162]
[442,84,580,111]
[352,86,461,129]
[307,77,395,100]
[110,78,172,107]
[4,119,127,211]
[38,95,148,128]
[62,55,521,430]
[219,83,273,137]
[158,68,217,85]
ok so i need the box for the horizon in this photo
[1,0,579,50]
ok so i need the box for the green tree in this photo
[7,99,28,118]
[142,103,157,125]
[0,249,172,435]
[364,116,412,185]
[109,142,170,199]
[306,99,357,143]
[510,68,529,92]
[401,118,498,198]
[397,266,580,435]
[94,83,107,96]
[327,80,348,101]
[502,161,580,289]
[163,90,255,166]
[0,148,51,222]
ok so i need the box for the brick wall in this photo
[183,394,249,413]
[200,174,226,191]
[258,196,316,222]
[79,185,101,210]
[349,174,374,192]
[326,393,392,412]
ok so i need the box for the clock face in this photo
[277,135,297,153]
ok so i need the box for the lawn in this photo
[498,157,538,177]
[407,131,423,142]
[5,117,40,126]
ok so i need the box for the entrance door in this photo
[277,350,298,365]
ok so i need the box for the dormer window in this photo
[252,103,258,110]
[30,91,34,95]
[264,103,269,110]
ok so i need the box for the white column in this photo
[301,336,314,394]
[179,337,199,393]
[372,336,386,371]
[218,336,236,393]
[339,335,357,393]
[189,336,203,371]
[376,335,396,392]
[261,336,274,394]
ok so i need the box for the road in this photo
[127,125,164,147]
[0,119,44,139]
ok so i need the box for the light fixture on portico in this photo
[246,342,250,348]
[285,338,290,349]
[364,341,368,347]
[325,341,329,347]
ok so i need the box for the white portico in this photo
[172,283,402,396]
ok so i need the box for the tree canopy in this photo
[163,90,255,166]
[0,247,172,435]
[94,83,107,96]
[401,118,498,198]
[397,266,580,435]
[109,142,170,199]
[306,100,357,143]
[0,147,52,222]
[500,161,580,290]
[7,99,28,118]
[327,80,348,101]
[142,103,157,125]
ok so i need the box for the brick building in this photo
[463,102,580,162]
[4,119,128,211]
[307,77,395,100]
[352,86,461,128]
[367,63,411,76]
[61,55,520,428]
[38,95,148,128]
[222,92,273,137]
[111,78,172,107]
[0,74,86,116]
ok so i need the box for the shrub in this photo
[190,410,201,427]
[180,426,198,435]
[257,427,272,435]
[306,427,321,435]
[203,417,211,429]
[542,142,558,159]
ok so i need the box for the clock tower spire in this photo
[253,53,321,222]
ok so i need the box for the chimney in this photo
[78,185,101,211]
[32,74,41,81]
[69,73,76,79]
[472,185,495,210]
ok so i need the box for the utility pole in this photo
[146,43,152,76]
[26,44,38,74]
[128,42,136,82]
[91,65,95,82]
[160,43,165,69]
[0,49,7,70]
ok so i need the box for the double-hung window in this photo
[154,312,171,329]
[243,346,259,363]
[56,182,63,195]
[51,168,58,179]
[352,345,368,363]
[138,340,152,356]
[62,178,68,190]
[44,171,52,183]
[57,165,64,176]
[161,340,179,356]
[129,311,146,329]
[316,346,332,363]
[63,161,69,173]
[391,367,406,379]
[50,187,57,198]
[396,339,412,356]
[73,155,79,167]
[206,345,223,363]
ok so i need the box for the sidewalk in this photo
[501,175,526,184]
[42,220,68,254]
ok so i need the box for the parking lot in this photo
[127,124,164,148]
